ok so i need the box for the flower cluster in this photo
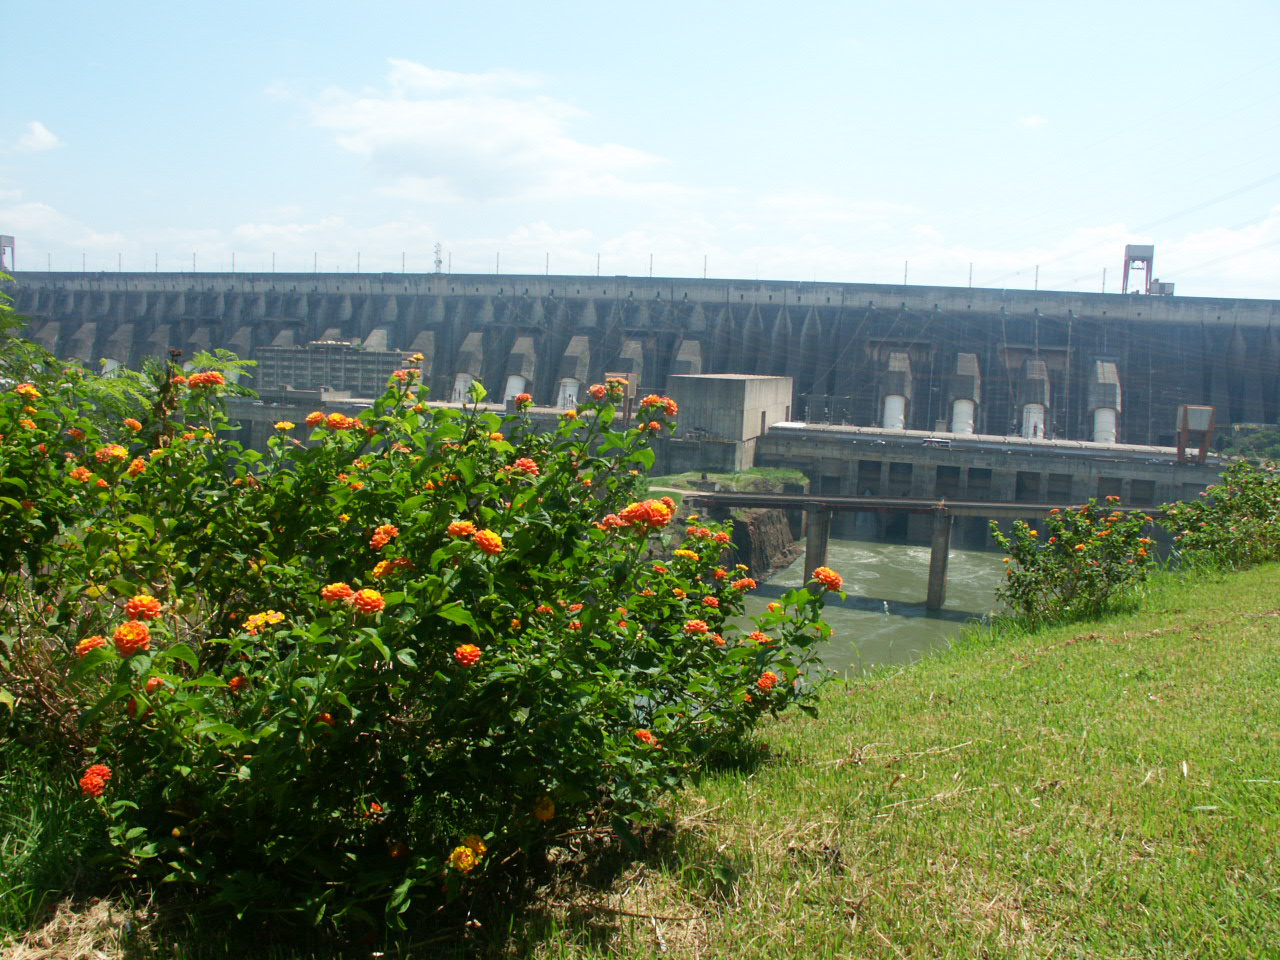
[188,370,226,388]
[79,763,113,798]
[810,566,844,592]
[245,610,285,634]
[113,621,151,657]
[617,499,674,530]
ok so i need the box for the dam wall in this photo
[9,271,1280,446]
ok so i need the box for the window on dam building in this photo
[887,462,913,497]
[1130,479,1156,505]
[1047,473,1073,502]
[966,468,992,499]
[935,465,961,499]
[1015,471,1042,503]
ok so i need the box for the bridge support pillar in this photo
[926,509,953,611]
[803,505,832,583]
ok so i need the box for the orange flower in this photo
[305,411,325,427]
[587,383,606,401]
[703,596,719,608]
[76,635,107,657]
[14,382,40,399]
[352,589,386,614]
[749,631,772,644]
[712,633,726,646]
[757,671,779,692]
[474,529,503,555]
[635,729,659,746]
[533,795,556,821]
[369,523,400,550]
[811,566,843,592]
[511,457,539,476]
[95,444,128,463]
[228,675,248,694]
[454,644,482,667]
[69,466,92,483]
[123,418,142,431]
[127,457,146,477]
[67,427,86,441]
[188,370,226,388]
[568,603,584,612]
[1074,544,1086,552]
[79,763,113,797]
[321,582,355,603]
[145,676,164,694]
[568,620,583,631]
[112,621,151,657]
[731,577,757,591]
[683,619,709,634]
[124,594,163,621]
[618,499,673,530]
[514,392,533,408]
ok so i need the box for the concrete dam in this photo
[8,271,1280,445]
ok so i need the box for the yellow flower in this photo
[533,795,556,821]
[274,420,295,431]
[448,845,478,873]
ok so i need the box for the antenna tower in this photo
[433,243,444,274]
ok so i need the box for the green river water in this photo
[743,539,1008,677]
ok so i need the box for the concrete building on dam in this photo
[8,270,1280,446]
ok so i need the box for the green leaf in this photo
[157,643,198,668]
[436,602,478,630]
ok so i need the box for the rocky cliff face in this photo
[729,508,801,580]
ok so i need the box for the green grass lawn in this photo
[5,566,1279,958]
[506,566,1280,959]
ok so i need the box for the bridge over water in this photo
[685,490,1158,610]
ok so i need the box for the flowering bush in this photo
[990,498,1156,628]
[1162,460,1280,569]
[0,363,834,930]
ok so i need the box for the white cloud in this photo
[303,59,680,203]
[14,121,63,153]
[1019,114,1048,128]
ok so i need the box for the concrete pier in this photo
[926,510,954,611]
[803,505,832,582]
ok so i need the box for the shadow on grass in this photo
[103,743,776,959]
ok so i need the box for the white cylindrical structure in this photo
[1021,403,1046,439]
[882,394,906,430]
[556,377,581,409]
[1093,407,1118,445]
[950,398,976,435]
[502,375,528,403]
[451,373,475,402]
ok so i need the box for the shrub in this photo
[990,498,1156,628]
[0,364,836,930]
[1161,460,1280,569]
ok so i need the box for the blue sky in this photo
[4,0,1278,297]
